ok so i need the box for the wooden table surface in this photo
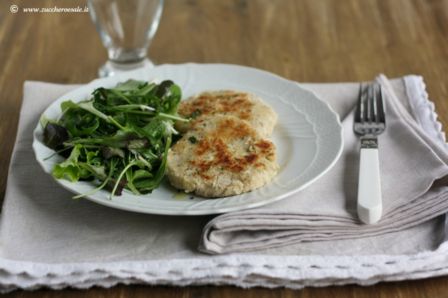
[1,0,448,297]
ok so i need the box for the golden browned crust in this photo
[179,91,254,120]
[176,91,277,138]
[167,115,279,197]
[189,117,275,178]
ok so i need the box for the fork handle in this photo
[357,138,382,224]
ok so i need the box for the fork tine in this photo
[365,85,373,122]
[371,84,378,123]
[376,84,386,124]
[368,84,375,123]
[365,86,369,122]
[355,84,364,123]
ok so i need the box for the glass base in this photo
[98,58,154,78]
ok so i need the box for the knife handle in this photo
[357,146,382,224]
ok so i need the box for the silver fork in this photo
[353,83,386,224]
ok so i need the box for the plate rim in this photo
[32,63,344,215]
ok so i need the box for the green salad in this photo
[42,80,186,199]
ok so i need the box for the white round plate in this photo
[33,64,343,215]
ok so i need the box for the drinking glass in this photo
[88,0,163,77]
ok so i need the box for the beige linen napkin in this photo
[2,75,448,292]
[199,75,448,254]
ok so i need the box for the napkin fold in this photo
[199,75,448,254]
